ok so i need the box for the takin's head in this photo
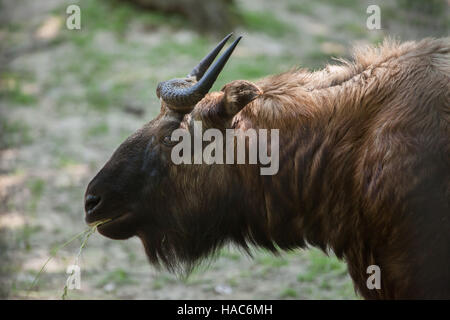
[84,34,264,272]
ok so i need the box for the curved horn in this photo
[188,33,233,81]
[157,36,242,109]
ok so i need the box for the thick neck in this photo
[236,76,380,257]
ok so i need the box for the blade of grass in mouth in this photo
[26,219,111,298]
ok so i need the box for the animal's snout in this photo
[85,194,101,215]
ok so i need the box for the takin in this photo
[84,34,450,299]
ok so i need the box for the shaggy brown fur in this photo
[85,38,450,299]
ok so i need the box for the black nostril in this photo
[85,194,101,214]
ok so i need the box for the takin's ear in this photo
[190,80,262,129]
[221,80,263,118]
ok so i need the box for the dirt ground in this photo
[0,0,447,300]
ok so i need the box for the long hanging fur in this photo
[86,38,450,299]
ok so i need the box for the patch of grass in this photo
[85,88,114,111]
[26,178,45,212]
[219,249,241,261]
[287,0,316,17]
[397,0,447,16]
[41,46,122,113]
[0,118,33,148]
[319,279,332,290]
[26,221,108,298]
[1,86,37,105]
[316,0,361,10]
[152,279,164,290]
[28,178,45,199]
[119,128,134,141]
[98,268,135,287]
[60,6,296,112]
[73,0,135,35]
[298,286,313,297]
[257,254,288,268]
[73,48,114,79]
[297,249,347,283]
[368,32,385,46]
[84,81,133,111]
[297,271,315,283]
[3,22,22,32]
[314,34,332,44]
[136,10,187,30]
[181,264,213,286]
[227,277,239,287]
[241,10,296,37]
[335,22,367,38]
[86,121,109,137]
[16,224,43,252]
[305,50,335,69]
[239,270,252,278]
[280,287,298,298]
[120,243,137,265]
[0,71,37,106]
[151,274,175,290]
[308,249,347,275]
[57,153,79,169]
[338,281,357,298]
[59,47,142,112]
[145,37,210,67]
[64,0,188,43]
[51,202,73,214]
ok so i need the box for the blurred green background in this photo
[0,0,448,299]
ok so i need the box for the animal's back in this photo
[354,38,450,299]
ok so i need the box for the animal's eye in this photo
[161,135,176,147]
